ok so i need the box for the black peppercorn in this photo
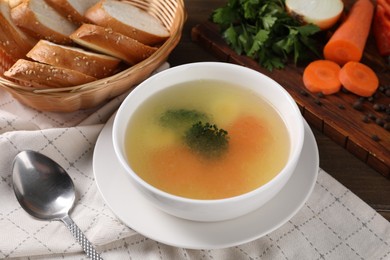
[386,107,390,115]
[299,90,308,97]
[362,115,370,123]
[368,113,376,120]
[373,103,385,112]
[353,100,363,110]
[376,118,385,126]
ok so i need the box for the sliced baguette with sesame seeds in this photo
[44,0,100,24]
[4,59,97,88]
[0,0,37,61]
[27,39,121,79]
[10,0,78,44]
[0,47,15,74]
[8,0,23,8]
[70,23,158,65]
[85,0,170,45]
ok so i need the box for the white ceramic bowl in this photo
[112,62,304,222]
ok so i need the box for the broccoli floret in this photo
[159,109,209,132]
[158,109,229,158]
[184,121,229,158]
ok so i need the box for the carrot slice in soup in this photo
[338,61,379,97]
[323,0,374,65]
[303,60,341,94]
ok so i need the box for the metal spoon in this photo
[12,150,103,260]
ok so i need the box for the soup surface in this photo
[125,80,290,200]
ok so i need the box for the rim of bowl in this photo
[113,62,304,205]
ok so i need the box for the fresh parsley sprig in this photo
[212,0,321,70]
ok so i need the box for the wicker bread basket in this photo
[0,0,185,112]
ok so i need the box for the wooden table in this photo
[167,0,390,221]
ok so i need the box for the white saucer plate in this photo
[93,115,319,249]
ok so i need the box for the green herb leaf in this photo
[223,25,242,54]
[248,29,269,57]
[212,4,238,27]
[296,23,321,37]
[212,0,321,70]
[262,14,277,30]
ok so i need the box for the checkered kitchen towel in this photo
[1,63,389,259]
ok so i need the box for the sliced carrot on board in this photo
[323,0,374,65]
[302,60,341,95]
[338,61,379,97]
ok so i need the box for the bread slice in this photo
[7,0,23,8]
[84,0,170,45]
[10,0,78,44]
[70,24,158,65]
[27,39,121,79]
[0,47,15,74]
[44,0,100,24]
[0,0,37,60]
[4,59,97,88]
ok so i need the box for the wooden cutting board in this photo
[191,21,390,178]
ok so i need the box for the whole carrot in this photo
[323,0,374,65]
[373,3,390,56]
[377,0,390,15]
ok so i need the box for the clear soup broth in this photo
[125,80,290,200]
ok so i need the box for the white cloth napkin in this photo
[1,63,389,259]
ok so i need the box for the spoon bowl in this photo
[12,150,102,259]
[13,150,75,220]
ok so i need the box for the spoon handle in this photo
[61,215,103,260]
